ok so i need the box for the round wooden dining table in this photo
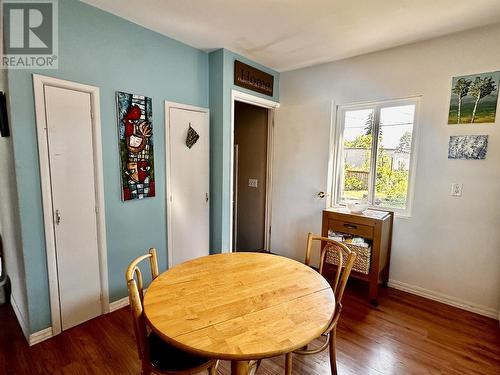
[143,252,335,375]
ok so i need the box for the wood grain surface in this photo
[143,252,335,361]
[1,283,499,374]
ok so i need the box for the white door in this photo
[44,85,102,330]
[271,101,333,265]
[167,106,210,266]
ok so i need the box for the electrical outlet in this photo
[248,179,258,188]
[450,183,463,197]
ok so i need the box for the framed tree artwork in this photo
[448,71,499,124]
[116,91,155,201]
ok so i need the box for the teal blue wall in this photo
[208,49,279,252]
[7,0,279,334]
[7,0,208,333]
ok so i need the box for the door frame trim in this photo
[230,90,280,252]
[164,101,210,268]
[33,74,109,336]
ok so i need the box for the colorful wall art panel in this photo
[448,71,499,124]
[448,135,488,160]
[116,91,155,200]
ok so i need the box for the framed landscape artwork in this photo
[116,91,155,201]
[448,135,488,160]
[448,71,499,124]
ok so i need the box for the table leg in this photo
[231,360,250,375]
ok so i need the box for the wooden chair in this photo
[126,248,219,375]
[285,233,356,375]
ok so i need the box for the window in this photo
[332,98,419,215]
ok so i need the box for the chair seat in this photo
[149,332,213,373]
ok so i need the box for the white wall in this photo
[272,23,500,318]
[0,68,29,336]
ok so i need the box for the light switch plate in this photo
[248,179,258,188]
[450,183,463,197]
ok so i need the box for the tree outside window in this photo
[336,101,418,213]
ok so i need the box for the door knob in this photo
[317,191,326,199]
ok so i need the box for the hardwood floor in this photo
[1,284,499,374]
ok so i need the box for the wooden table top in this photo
[143,252,335,360]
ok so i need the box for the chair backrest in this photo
[125,248,159,360]
[304,233,356,316]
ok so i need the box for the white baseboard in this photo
[109,289,146,312]
[109,296,129,312]
[26,296,132,345]
[12,294,132,345]
[11,295,54,345]
[10,295,29,340]
[29,327,53,346]
[388,279,498,320]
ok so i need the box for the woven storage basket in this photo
[324,242,371,274]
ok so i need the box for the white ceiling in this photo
[82,0,500,72]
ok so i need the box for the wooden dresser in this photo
[322,207,393,305]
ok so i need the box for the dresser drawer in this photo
[328,219,373,238]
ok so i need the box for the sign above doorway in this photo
[234,60,274,97]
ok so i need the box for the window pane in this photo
[374,105,415,209]
[341,109,373,203]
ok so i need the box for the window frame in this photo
[330,96,421,217]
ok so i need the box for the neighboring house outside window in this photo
[331,97,420,216]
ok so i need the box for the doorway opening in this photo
[230,91,279,252]
[233,102,268,251]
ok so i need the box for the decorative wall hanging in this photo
[234,60,274,97]
[186,123,199,149]
[448,71,499,124]
[116,91,155,200]
[448,135,488,160]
